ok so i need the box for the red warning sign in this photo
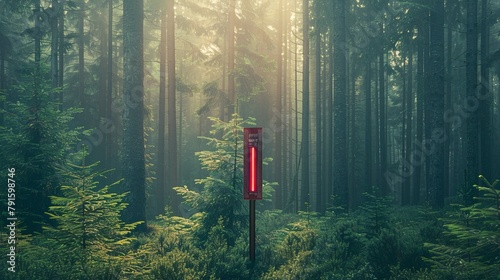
[244,128,262,200]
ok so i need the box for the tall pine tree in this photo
[122,0,146,231]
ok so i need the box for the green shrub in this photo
[424,176,500,280]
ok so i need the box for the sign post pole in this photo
[249,199,256,263]
[243,128,262,265]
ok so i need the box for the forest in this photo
[0,0,499,279]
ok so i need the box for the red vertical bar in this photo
[250,147,256,192]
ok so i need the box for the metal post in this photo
[249,199,256,263]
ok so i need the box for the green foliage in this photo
[262,250,315,280]
[315,213,369,277]
[389,267,437,280]
[151,248,204,280]
[0,63,81,231]
[424,176,500,279]
[362,203,434,279]
[147,213,202,279]
[156,210,198,248]
[262,216,319,279]
[10,159,140,280]
[175,114,275,246]
[202,219,250,279]
[277,216,318,262]
[391,208,433,270]
[359,187,394,236]
[257,202,439,279]
[366,228,400,278]
[45,160,140,258]
[10,167,496,280]
[137,213,250,279]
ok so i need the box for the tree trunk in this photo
[78,0,86,126]
[427,0,445,209]
[300,0,310,211]
[423,9,431,204]
[465,0,479,205]
[33,0,42,66]
[58,0,64,106]
[0,37,5,126]
[348,52,356,208]
[314,8,322,213]
[98,20,108,130]
[379,21,388,196]
[167,0,179,216]
[106,0,114,172]
[374,58,380,190]
[51,0,58,92]
[401,55,407,205]
[227,0,236,117]
[413,28,425,205]
[402,43,413,206]
[25,0,44,233]
[480,0,491,180]
[364,59,372,198]
[333,0,348,210]
[292,0,299,212]
[283,0,289,211]
[0,2,6,124]
[321,35,328,212]
[275,0,283,210]
[327,22,334,209]
[445,1,453,197]
[122,0,146,231]
[157,5,167,216]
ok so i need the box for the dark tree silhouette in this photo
[122,0,146,231]
[300,0,311,211]
[427,0,445,208]
[333,0,348,210]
